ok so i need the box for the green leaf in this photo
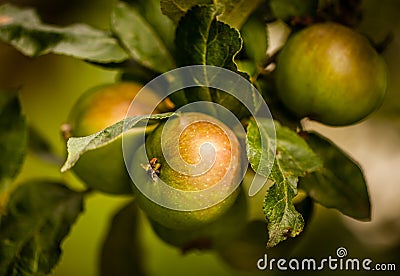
[160,0,213,24]
[123,0,176,51]
[241,13,268,65]
[269,0,318,20]
[0,91,27,191]
[247,120,322,247]
[0,180,84,276]
[173,4,254,118]
[161,0,261,29]
[61,113,174,173]
[299,132,371,220]
[175,4,241,70]
[264,167,304,248]
[272,123,322,177]
[217,0,263,29]
[111,1,175,73]
[100,201,147,276]
[246,118,276,178]
[266,124,322,248]
[0,4,128,63]
[235,60,259,80]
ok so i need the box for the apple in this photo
[275,22,387,126]
[66,82,163,194]
[131,112,243,230]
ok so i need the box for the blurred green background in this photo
[0,0,399,275]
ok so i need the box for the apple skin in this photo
[148,188,247,252]
[275,22,387,126]
[131,112,243,230]
[67,82,161,195]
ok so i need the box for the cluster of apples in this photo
[64,21,387,270]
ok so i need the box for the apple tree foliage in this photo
[0,0,381,274]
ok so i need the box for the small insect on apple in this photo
[141,157,161,181]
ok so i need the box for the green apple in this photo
[131,112,243,230]
[275,22,387,126]
[149,188,247,252]
[66,82,162,194]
